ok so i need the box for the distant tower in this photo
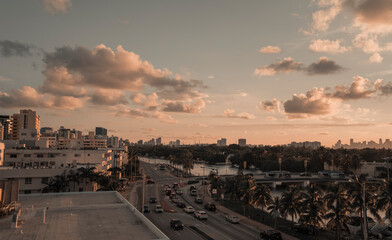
[238,138,246,147]
[350,139,354,146]
[10,109,40,140]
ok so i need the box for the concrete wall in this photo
[0,179,19,206]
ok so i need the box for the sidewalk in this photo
[198,185,300,240]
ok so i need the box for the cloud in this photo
[162,99,205,113]
[260,99,280,112]
[284,88,339,118]
[254,57,303,76]
[0,40,33,57]
[89,89,128,105]
[255,57,344,76]
[41,0,72,14]
[311,0,343,32]
[369,52,383,63]
[0,86,82,110]
[376,81,392,96]
[259,46,282,54]
[332,76,376,99]
[207,75,214,79]
[309,39,350,53]
[116,107,177,124]
[222,109,255,120]
[306,57,344,75]
[351,0,392,26]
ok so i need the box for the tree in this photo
[300,184,325,239]
[268,196,283,229]
[280,185,302,229]
[324,184,351,240]
[67,170,80,192]
[253,184,272,222]
[377,180,392,223]
[78,167,97,191]
[43,173,69,193]
[181,150,194,176]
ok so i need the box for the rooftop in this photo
[0,191,168,240]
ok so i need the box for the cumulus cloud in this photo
[89,89,128,105]
[332,76,376,99]
[0,86,82,110]
[311,0,343,32]
[284,88,339,118]
[259,46,282,54]
[0,40,33,57]
[222,109,255,120]
[162,99,206,113]
[260,99,281,112]
[306,57,344,75]
[254,57,303,76]
[309,39,350,53]
[41,0,72,14]
[350,0,392,26]
[369,52,383,63]
[255,57,344,76]
[375,80,392,96]
[116,107,177,124]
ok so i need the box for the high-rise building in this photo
[156,137,162,145]
[217,138,226,146]
[95,127,107,136]
[40,127,53,136]
[0,124,3,140]
[10,109,40,140]
[238,138,246,146]
[0,115,11,140]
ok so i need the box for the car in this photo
[155,205,163,213]
[299,172,312,177]
[171,197,179,203]
[165,188,172,195]
[147,179,155,184]
[226,215,240,224]
[170,219,184,230]
[293,224,314,234]
[149,197,157,203]
[188,180,200,184]
[176,189,183,195]
[170,193,176,199]
[177,201,186,208]
[204,202,216,211]
[260,230,282,240]
[143,205,150,213]
[194,210,208,220]
[190,185,196,191]
[195,197,203,204]
[184,206,195,214]
[190,190,197,196]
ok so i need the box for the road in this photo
[138,161,262,240]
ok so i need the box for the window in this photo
[24,154,31,157]
[42,177,49,184]
[37,154,44,158]
[25,178,32,184]
[48,154,55,158]
[10,154,17,158]
[24,190,31,194]
[74,154,81,157]
[62,154,66,156]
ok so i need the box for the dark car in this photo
[195,197,203,204]
[143,205,150,213]
[149,197,157,203]
[177,201,186,208]
[260,230,282,240]
[204,202,216,211]
[293,224,314,234]
[147,179,155,184]
[170,219,184,230]
[187,180,200,184]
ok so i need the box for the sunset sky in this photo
[1,0,392,146]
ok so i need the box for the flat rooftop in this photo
[0,192,167,240]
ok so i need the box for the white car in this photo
[194,210,208,220]
[226,215,240,223]
[184,206,195,214]
[155,205,163,213]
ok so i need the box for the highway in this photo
[138,161,261,240]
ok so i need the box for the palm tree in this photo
[181,150,194,176]
[107,167,122,179]
[300,184,325,239]
[43,173,69,193]
[78,167,97,191]
[268,196,283,229]
[242,175,257,217]
[253,184,272,222]
[377,180,392,223]
[67,170,80,192]
[324,184,351,240]
[280,185,302,229]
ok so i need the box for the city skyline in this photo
[2,1,392,146]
